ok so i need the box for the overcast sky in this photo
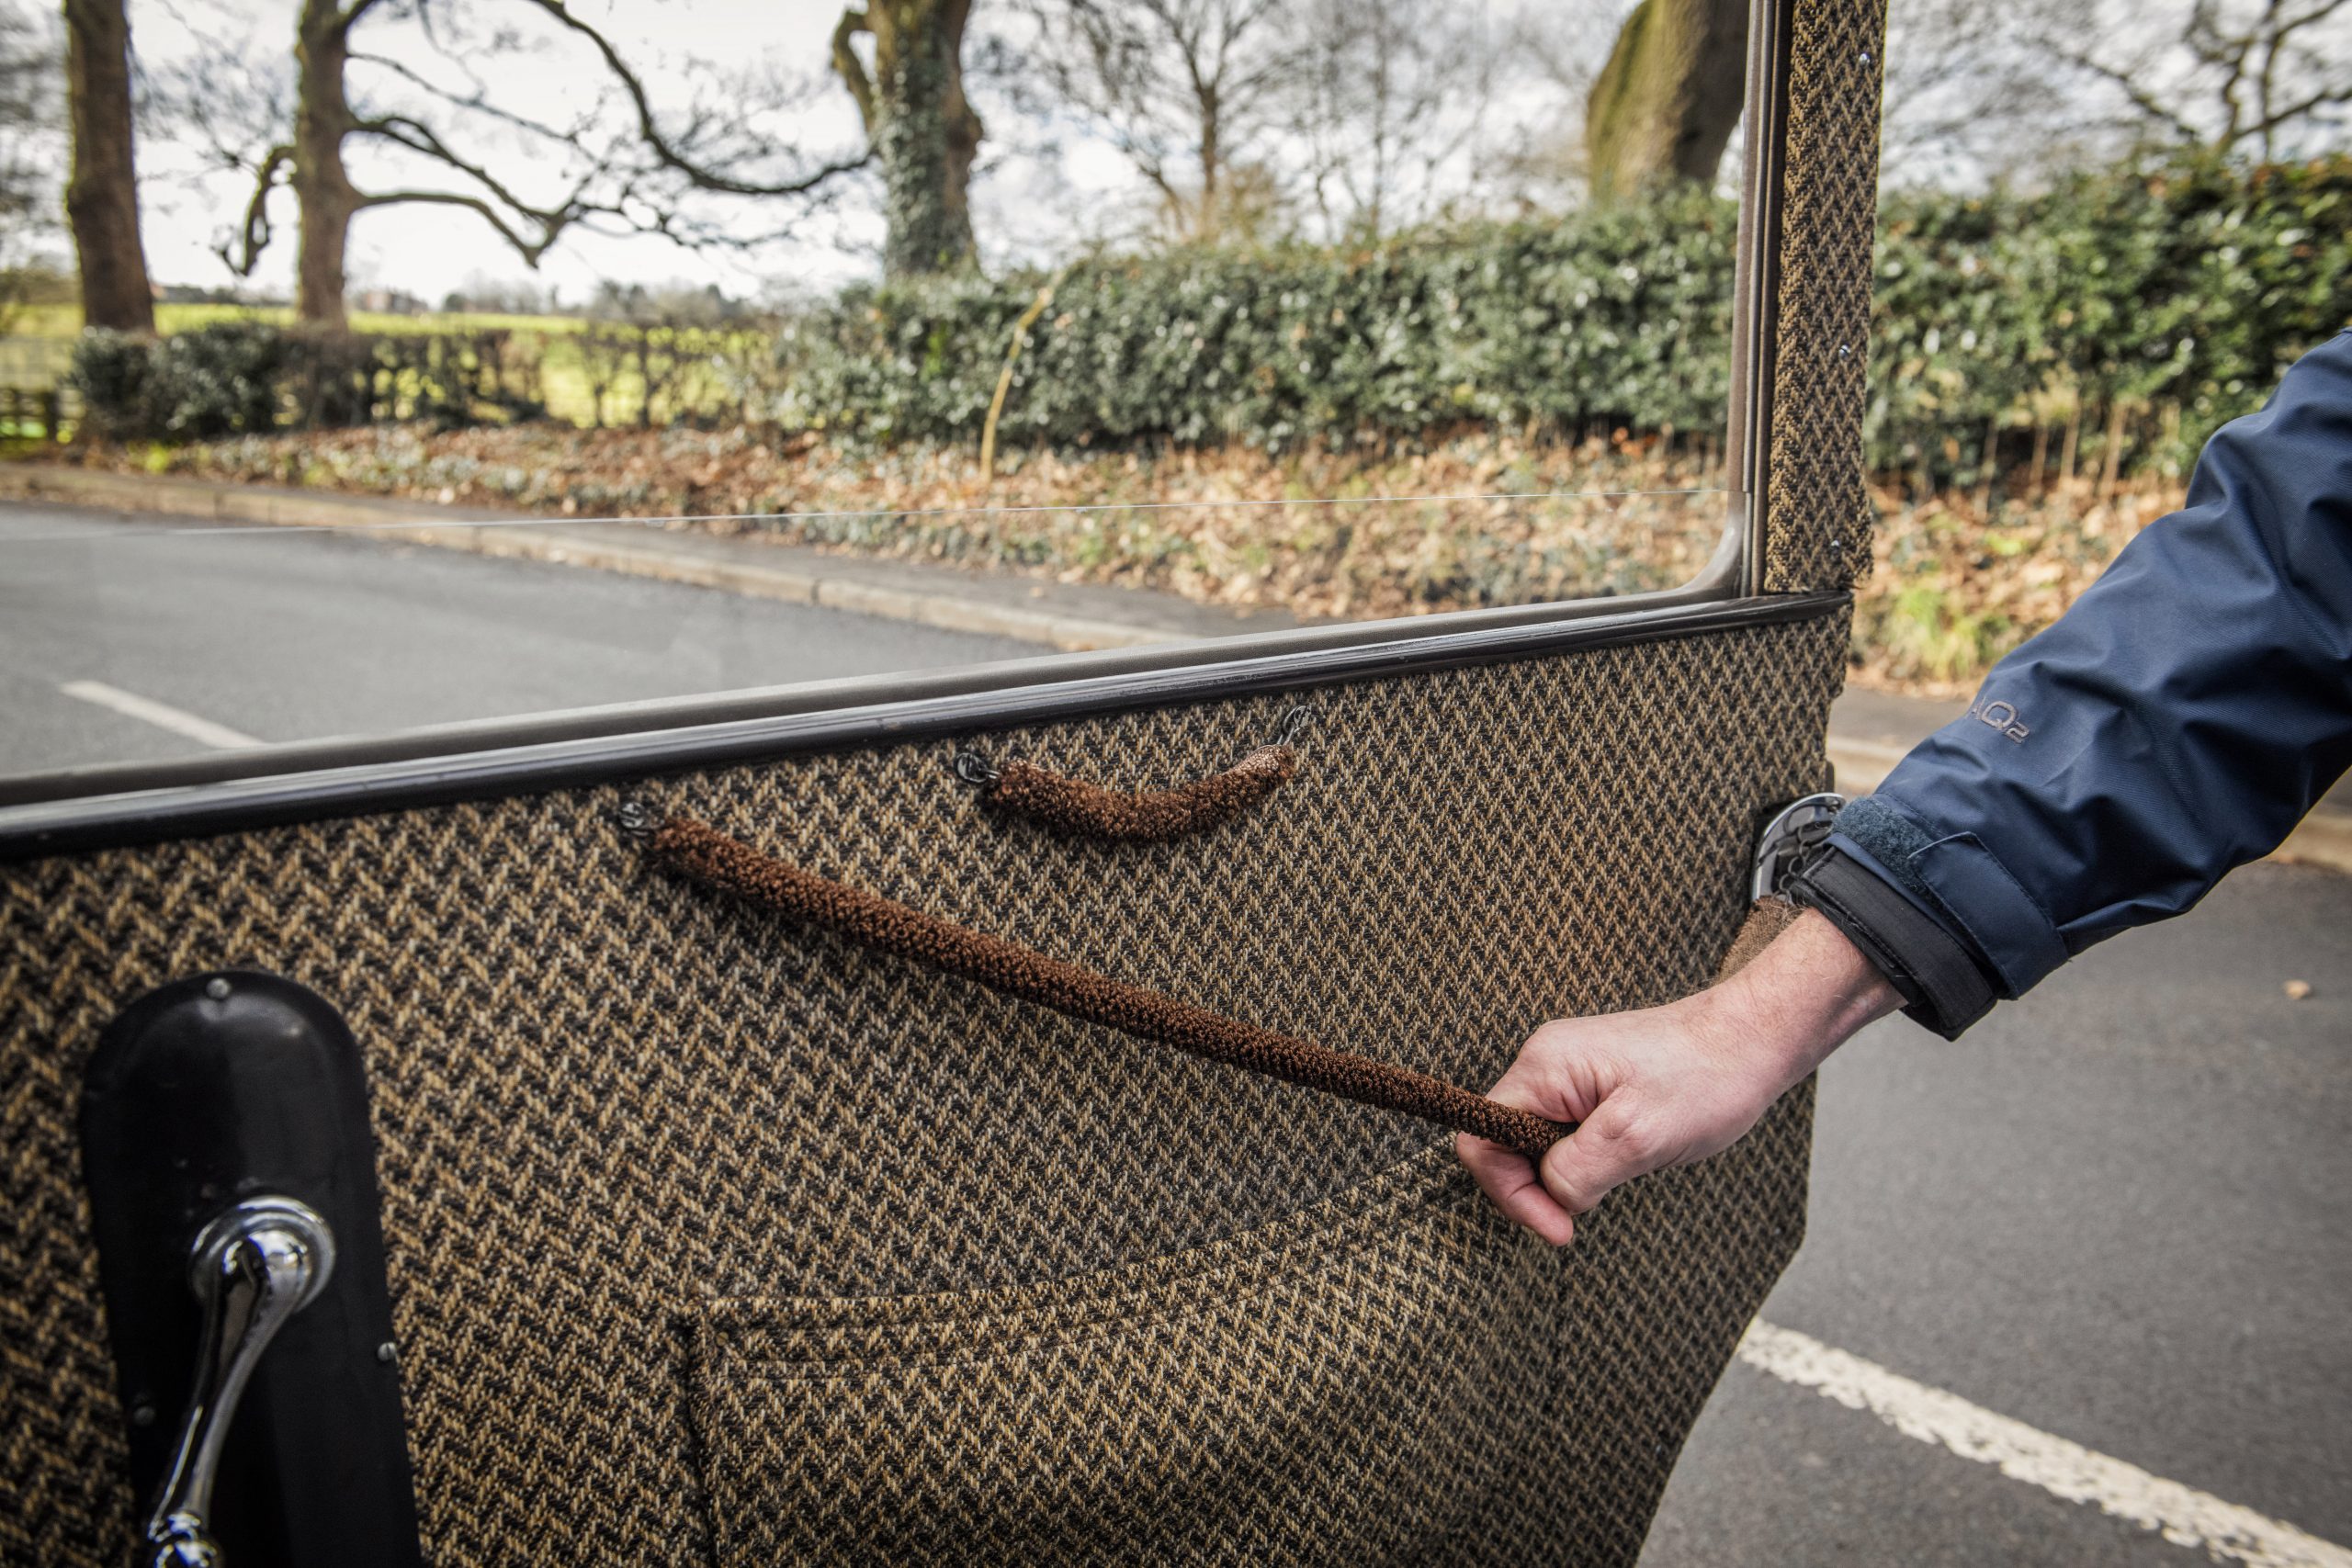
[17,0,2351,305]
[128,0,983,301]
[119,0,1567,305]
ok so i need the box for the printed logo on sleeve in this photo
[1968,698,2030,743]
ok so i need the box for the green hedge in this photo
[68,156,2352,476]
[771,154,2351,478]
[1871,155,2352,479]
[69,321,287,442]
[67,321,546,442]
[772,184,1741,450]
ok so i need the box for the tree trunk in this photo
[834,0,980,277]
[292,0,360,330]
[1584,0,1748,198]
[1196,85,1221,242]
[62,0,154,333]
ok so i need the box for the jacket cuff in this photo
[1828,794,2073,998]
[1782,843,2000,1040]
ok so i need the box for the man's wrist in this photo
[1702,908,1904,1083]
[1783,842,2001,1038]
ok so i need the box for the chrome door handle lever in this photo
[1752,791,1847,899]
[141,1198,337,1568]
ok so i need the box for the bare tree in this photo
[1280,0,1494,240]
[1583,0,1747,197]
[203,0,868,330]
[62,0,153,330]
[198,0,604,329]
[831,0,983,276]
[2037,0,2352,159]
[1018,0,1295,243]
[1878,0,2075,185]
[1484,3,1633,208]
[1878,0,2350,184]
[0,4,66,329]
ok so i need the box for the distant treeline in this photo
[66,155,2352,485]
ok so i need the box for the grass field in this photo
[6,302,587,338]
[0,304,751,428]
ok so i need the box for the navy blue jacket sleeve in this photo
[1811,329,2352,1027]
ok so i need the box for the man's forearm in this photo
[1702,907,1905,1088]
[1783,847,1998,1039]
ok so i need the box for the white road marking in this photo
[1740,1321,2352,1568]
[59,681,261,750]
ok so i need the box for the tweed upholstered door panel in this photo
[695,1132,1813,1567]
[2,606,1846,1566]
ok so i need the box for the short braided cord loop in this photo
[981,744,1301,841]
[649,814,1569,1159]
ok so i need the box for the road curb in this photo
[9,461,2346,877]
[0,463,1187,655]
[1825,735,1912,795]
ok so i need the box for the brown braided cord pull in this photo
[642,812,1572,1159]
[961,743,1300,842]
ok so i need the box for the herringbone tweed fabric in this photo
[1764,0,1890,593]
[695,1138,1811,1565]
[1,611,1843,1567]
[646,813,1576,1158]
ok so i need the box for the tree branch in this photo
[2190,0,2261,147]
[359,113,580,232]
[2272,0,2352,39]
[356,186,564,262]
[513,0,871,197]
[2248,78,2352,131]
[571,200,822,253]
[349,50,597,145]
[2048,43,2206,141]
[831,7,876,134]
[216,143,294,276]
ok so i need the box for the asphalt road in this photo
[0,503,1037,775]
[1644,856,2352,1565]
[4,500,2346,1564]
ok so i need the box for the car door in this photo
[0,3,1884,1562]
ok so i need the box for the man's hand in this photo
[1455,908,1903,1246]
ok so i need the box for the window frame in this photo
[0,0,1852,857]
